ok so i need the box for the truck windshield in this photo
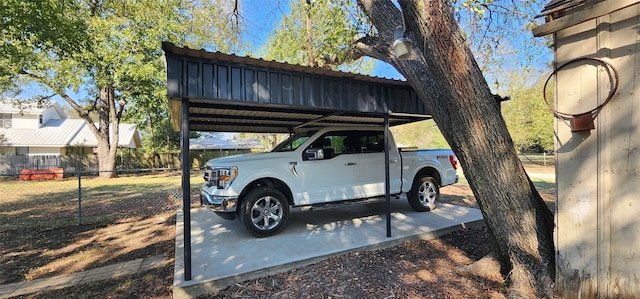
[272,130,318,152]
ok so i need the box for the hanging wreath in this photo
[543,57,619,132]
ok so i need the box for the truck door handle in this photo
[390,159,399,163]
[289,162,298,176]
[345,162,357,166]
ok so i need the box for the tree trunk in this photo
[305,1,316,67]
[147,112,157,169]
[357,1,555,297]
[96,87,118,179]
[54,85,121,179]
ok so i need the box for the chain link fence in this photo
[0,149,256,176]
[0,168,207,285]
[0,168,203,226]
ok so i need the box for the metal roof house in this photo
[189,137,264,168]
[533,1,640,297]
[0,98,141,156]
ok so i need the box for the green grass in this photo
[0,170,200,285]
[456,166,555,195]
[0,171,202,231]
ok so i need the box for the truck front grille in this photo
[203,167,218,187]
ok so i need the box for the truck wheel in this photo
[408,175,440,212]
[240,187,289,237]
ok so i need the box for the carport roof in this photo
[163,42,430,133]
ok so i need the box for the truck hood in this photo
[205,151,293,167]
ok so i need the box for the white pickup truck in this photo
[201,126,459,237]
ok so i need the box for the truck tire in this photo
[240,187,289,237]
[408,175,439,212]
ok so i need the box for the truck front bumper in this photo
[200,191,238,213]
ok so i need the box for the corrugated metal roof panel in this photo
[0,119,140,148]
[163,43,406,86]
[0,119,84,146]
[163,42,431,133]
[69,123,140,148]
[537,0,586,18]
[533,0,640,36]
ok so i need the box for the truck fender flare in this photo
[239,177,294,210]
[412,167,442,189]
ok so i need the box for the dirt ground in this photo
[5,165,556,298]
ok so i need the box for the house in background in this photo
[0,98,141,173]
[189,137,264,168]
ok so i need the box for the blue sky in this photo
[18,0,405,106]
[236,0,405,80]
[16,0,549,105]
[235,0,550,83]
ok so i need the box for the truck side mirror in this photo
[303,148,324,161]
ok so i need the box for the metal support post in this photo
[181,99,192,281]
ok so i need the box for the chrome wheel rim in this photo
[250,196,284,231]
[418,181,437,208]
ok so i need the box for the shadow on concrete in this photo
[173,197,484,298]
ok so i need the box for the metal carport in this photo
[162,42,432,281]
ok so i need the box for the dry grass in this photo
[1,164,555,298]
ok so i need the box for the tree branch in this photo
[115,97,126,121]
[355,0,413,70]
[20,69,99,135]
[354,35,393,64]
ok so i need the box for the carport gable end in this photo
[162,42,431,134]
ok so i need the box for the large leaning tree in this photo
[1,0,239,178]
[355,0,555,297]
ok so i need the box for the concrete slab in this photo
[173,198,484,298]
[0,255,168,298]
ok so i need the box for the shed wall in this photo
[554,4,640,298]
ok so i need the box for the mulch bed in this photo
[202,226,506,299]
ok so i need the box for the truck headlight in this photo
[216,167,238,189]
[204,166,238,189]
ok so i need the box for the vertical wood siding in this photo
[554,4,640,298]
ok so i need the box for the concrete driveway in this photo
[173,197,483,298]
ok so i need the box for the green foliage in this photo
[2,0,240,157]
[0,0,89,93]
[457,0,493,17]
[139,117,200,153]
[390,120,450,149]
[262,0,370,71]
[501,73,554,153]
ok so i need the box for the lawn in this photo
[0,171,202,287]
[0,164,555,298]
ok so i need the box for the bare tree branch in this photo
[354,35,392,63]
[20,69,101,137]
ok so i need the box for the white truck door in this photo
[296,132,363,205]
[358,131,402,196]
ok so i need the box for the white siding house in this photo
[0,98,140,157]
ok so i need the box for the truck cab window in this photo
[272,130,318,152]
